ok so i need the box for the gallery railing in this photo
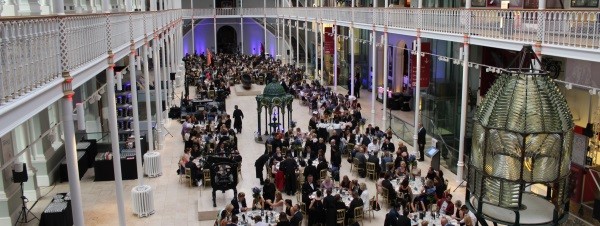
[187,7,599,49]
[0,10,179,105]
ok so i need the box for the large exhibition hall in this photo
[0,0,599,225]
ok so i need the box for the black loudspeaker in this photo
[584,123,594,138]
[170,73,176,81]
[12,163,28,183]
[287,50,290,55]
[594,199,600,220]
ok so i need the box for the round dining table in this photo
[235,210,280,226]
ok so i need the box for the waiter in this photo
[417,123,426,161]
[233,105,244,134]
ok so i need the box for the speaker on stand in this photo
[13,162,38,226]
[170,72,176,103]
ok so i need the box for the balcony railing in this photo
[186,7,599,49]
[0,8,598,107]
[0,11,179,105]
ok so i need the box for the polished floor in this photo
[24,84,467,226]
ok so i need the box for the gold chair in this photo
[207,90,216,99]
[345,143,355,156]
[266,144,273,155]
[297,176,305,192]
[381,187,390,205]
[296,191,302,203]
[336,209,346,226]
[364,197,376,221]
[353,206,364,225]
[351,158,361,175]
[184,167,193,187]
[299,202,307,217]
[281,147,288,156]
[386,162,395,172]
[203,169,211,188]
[366,162,376,180]
[320,169,328,181]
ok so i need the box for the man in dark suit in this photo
[356,149,367,178]
[398,208,412,226]
[280,155,298,195]
[346,191,364,224]
[255,153,270,185]
[316,157,329,174]
[302,175,318,205]
[417,123,426,161]
[309,115,318,131]
[381,138,395,153]
[303,160,318,181]
[289,204,303,226]
[323,188,337,225]
[384,202,401,226]
[367,153,381,175]
[262,179,276,209]
[231,192,248,215]
[381,173,397,205]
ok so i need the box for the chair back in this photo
[203,169,211,180]
[346,143,355,152]
[354,206,364,219]
[320,169,328,180]
[385,162,394,171]
[336,209,345,223]
[381,187,389,201]
[366,162,375,171]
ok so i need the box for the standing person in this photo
[417,123,426,161]
[280,155,298,196]
[233,105,244,133]
[255,153,270,185]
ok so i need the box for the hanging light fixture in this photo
[467,45,574,225]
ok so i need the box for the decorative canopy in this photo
[255,82,294,140]
[256,82,294,108]
[468,45,574,225]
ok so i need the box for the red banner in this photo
[410,42,431,88]
[324,27,334,55]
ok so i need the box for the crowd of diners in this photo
[181,53,475,226]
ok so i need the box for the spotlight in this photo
[589,89,597,95]
[95,94,102,101]
[98,87,105,95]
[474,64,479,69]
[88,98,95,104]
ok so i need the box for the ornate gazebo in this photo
[255,82,294,140]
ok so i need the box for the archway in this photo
[216,26,237,54]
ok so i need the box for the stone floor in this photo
[23,85,467,226]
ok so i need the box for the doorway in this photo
[216,25,237,54]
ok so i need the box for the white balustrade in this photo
[0,8,597,108]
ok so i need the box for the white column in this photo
[160,39,168,127]
[319,21,324,84]
[370,30,376,125]
[304,0,307,75]
[288,15,291,64]
[314,19,318,79]
[105,61,127,226]
[381,31,388,129]
[295,19,299,68]
[276,16,280,59]
[102,0,110,12]
[213,0,217,54]
[282,17,285,59]
[153,38,164,150]
[263,0,267,57]
[143,43,154,151]
[60,93,85,226]
[456,0,472,186]
[413,0,423,151]
[191,0,195,54]
[125,0,131,11]
[240,7,244,54]
[350,0,355,96]
[129,45,144,185]
[333,24,337,91]
[54,0,65,14]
